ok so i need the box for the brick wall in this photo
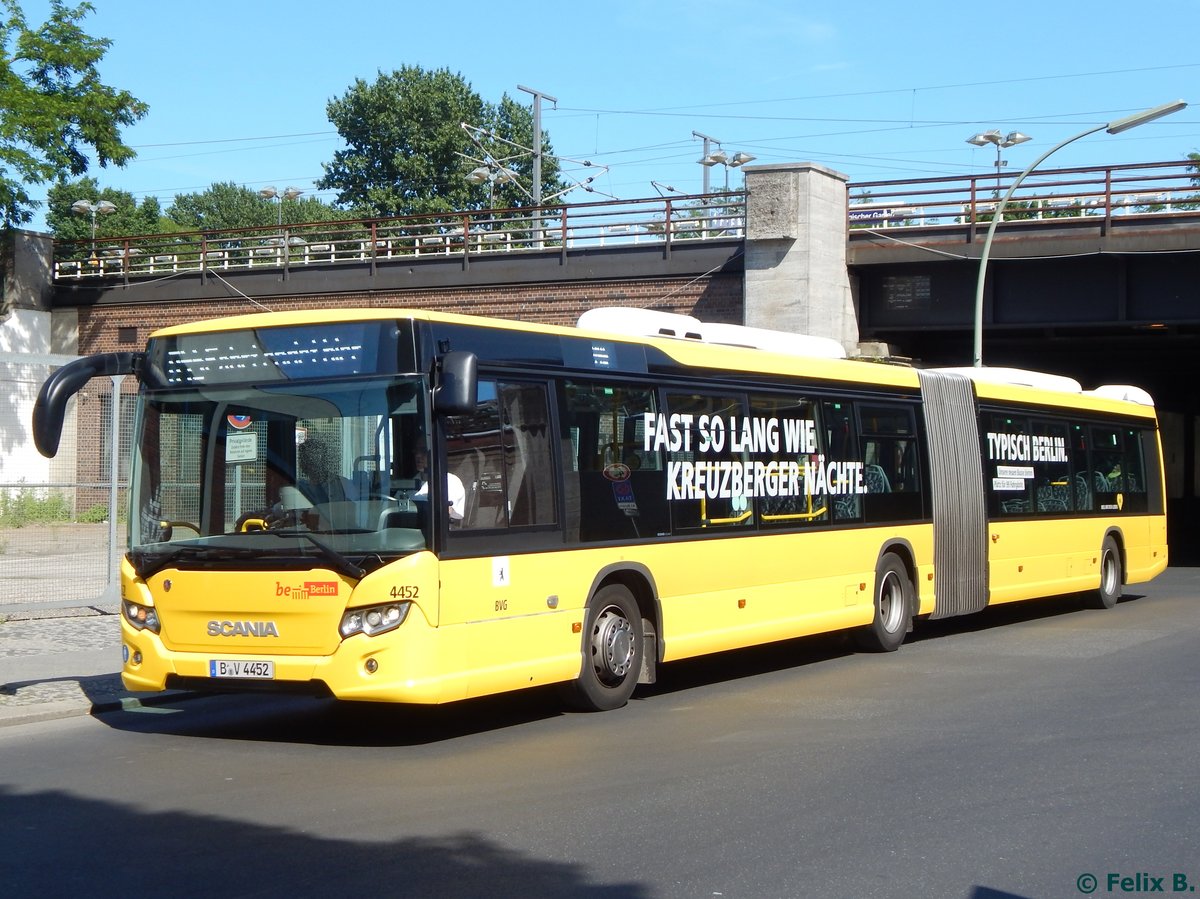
[76,274,744,355]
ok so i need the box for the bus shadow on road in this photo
[94,685,570,747]
[906,589,1148,644]
[639,632,856,700]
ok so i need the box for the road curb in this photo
[0,690,199,728]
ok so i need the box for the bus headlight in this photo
[123,600,161,634]
[340,602,409,638]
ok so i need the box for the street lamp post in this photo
[259,185,303,226]
[70,198,117,244]
[721,151,756,190]
[693,132,756,192]
[466,165,519,208]
[971,100,1187,368]
[966,129,1032,196]
[693,131,719,194]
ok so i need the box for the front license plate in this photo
[209,659,275,679]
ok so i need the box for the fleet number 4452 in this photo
[390,586,419,599]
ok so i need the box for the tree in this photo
[0,0,147,225]
[318,66,564,218]
[46,176,162,241]
[166,182,346,233]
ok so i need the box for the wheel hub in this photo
[879,571,904,633]
[592,607,635,683]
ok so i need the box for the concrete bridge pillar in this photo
[742,162,860,353]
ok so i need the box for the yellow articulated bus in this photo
[33,307,1167,712]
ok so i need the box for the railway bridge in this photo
[3,158,1199,555]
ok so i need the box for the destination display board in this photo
[148,321,403,386]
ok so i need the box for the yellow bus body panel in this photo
[121,524,937,704]
[985,515,1167,605]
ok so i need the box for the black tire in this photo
[562,584,643,712]
[853,552,912,653]
[1090,536,1123,610]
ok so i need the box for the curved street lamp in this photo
[972,100,1188,367]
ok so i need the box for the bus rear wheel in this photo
[562,585,643,712]
[1089,536,1123,610]
[853,552,912,653]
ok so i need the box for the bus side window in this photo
[986,413,1033,516]
[859,403,922,523]
[1071,423,1092,512]
[501,382,556,527]
[445,379,556,530]
[1031,420,1072,514]
[751,392,827,528]
[1090,426,1126,502]
[665,392,752,532]
[823,400,860,521]
[564,381,666,541]
[1090,425,1148,514]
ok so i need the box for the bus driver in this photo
[412,442,466,522]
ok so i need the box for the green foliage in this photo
[76,503,108,523]
[166,181,349,233]
[0,0,147,225]
[0,488,71,527]
[318,66,564,218]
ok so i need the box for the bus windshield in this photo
[128,376,432,578]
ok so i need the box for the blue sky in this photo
[20,0,1200,229]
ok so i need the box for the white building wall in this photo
[0,307,78,486]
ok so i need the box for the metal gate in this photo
[0,351,134,611]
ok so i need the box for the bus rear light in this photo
[340,602,409,638]
[123,600,160,634]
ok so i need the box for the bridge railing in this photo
[51,193,747,282]
[847,159,1199,237]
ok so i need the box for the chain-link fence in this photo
[0,352,135,611]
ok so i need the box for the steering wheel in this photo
[235,508,302,532]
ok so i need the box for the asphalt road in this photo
[4,569,1199,899]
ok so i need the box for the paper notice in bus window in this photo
[226,432,258,464]
[997,465,1034,480]
[992,477,1026,491]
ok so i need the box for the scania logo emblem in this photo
[207,620,280,638]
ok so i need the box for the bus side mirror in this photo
[33,352,144,458]
[433,351,478,416]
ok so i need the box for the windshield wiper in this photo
[129,543,259,580]
[131,531,366,581]
[254,530,366,580]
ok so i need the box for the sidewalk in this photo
[0,602,188,727]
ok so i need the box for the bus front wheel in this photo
[1090,536,1123,610]
[853,552,912,653]
[562,585,643,712]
